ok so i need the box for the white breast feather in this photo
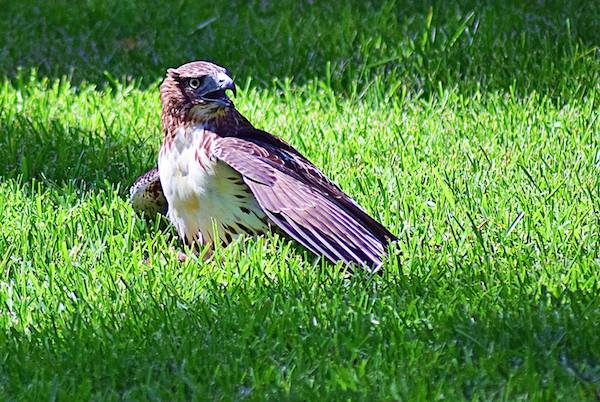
[158,125,267,246]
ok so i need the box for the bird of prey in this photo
[130,61,396,271]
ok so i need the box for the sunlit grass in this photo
[0,0,598,400]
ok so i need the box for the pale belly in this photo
[158,127,268,247]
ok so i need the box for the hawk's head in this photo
[160,61,237,128]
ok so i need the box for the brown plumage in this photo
[131,60,396,271]
[129,168,167,216]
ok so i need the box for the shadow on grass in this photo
[1,270,598,399]
[1,0,598,97]
[0,113,157,189]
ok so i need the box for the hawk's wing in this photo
[214,128,397,271]
[129,167,168,216]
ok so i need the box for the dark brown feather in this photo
[213,129,397,271]
[129,167,168,216]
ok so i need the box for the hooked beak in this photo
[199,71,236,108]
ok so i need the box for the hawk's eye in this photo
[188,78,202,89]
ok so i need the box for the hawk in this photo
[130,61,396,271]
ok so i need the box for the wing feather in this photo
[129,168,168,216]
[214,131,396,271]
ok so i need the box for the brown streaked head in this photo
[159,61,237,129]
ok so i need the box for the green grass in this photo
[0,0,599,400]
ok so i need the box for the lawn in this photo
[0,0,599,400]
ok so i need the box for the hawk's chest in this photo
[157,125,266,244]
[158,125,217,205]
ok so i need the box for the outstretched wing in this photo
[213,129,397,271]
[129,168,168,216]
